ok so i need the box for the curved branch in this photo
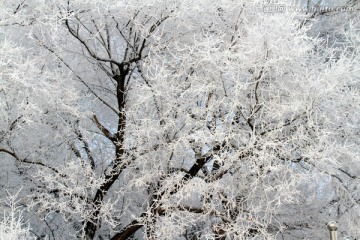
[110,219,143,240]
[65,19,123,67]
[92,114,117,142]
[37,38,120,116]
[0,148,60,174]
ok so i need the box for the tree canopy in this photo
[0,0,359,239]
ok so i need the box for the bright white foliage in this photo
[0,0,359,239]
[0,190,34,240]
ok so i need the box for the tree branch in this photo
[0,148,60,174]
[92,114,116,142]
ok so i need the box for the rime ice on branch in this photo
[0,0,359,239]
